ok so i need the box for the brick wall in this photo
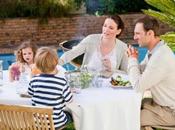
[0,13,174,53]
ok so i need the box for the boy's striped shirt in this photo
[28,73,72,129]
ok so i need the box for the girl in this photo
[9,40,37,82]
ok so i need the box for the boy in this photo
[28,47,73,129]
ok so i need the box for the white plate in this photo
[111,85,132,89]
[110,73,132,88]
[112,73,129,81]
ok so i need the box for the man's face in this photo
[134,23,150,47]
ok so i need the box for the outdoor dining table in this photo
[0,70,142,130]
[0,70,31,105]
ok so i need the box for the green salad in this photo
[110,75,131,87]
[79,72,93,89]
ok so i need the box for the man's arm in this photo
[127,46,166,93]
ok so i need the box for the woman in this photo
[60,15,128,73]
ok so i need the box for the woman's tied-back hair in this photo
[16,40,37,63]
[35,47,58,73]
[106,14,124,37]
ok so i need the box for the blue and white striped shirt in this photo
[28,73,72,129]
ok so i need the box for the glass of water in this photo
[66,72,81,93]
[0,60,3,86]
[92,72,104,88]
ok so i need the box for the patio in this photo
[0,0,175,130]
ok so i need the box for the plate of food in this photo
[110,73,132,89]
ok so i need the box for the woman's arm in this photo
[60,36,91,65]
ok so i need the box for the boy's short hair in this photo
[35,47,58,73]
[135,16,160,36]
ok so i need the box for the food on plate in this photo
[66,71,94,89]
[79,72,93,89]
[110,75,131,87]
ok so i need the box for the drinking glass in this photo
[66,72,81,94]
[11,65,21,81]
[0,60,3,86]
[92,72,104,88]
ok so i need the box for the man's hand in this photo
[127,45,138,59]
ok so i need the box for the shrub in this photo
[0,0,77,18]
[77,0,150,15]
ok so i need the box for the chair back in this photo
[0,104,55,130]
[153,125,175,130]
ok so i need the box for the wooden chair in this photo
[0,104,55,130]
[153,125,175,130]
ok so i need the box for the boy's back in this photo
[28,47,73,129]
[28,72,72,129]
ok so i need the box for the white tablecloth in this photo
[0,71,142,130]
[69,87,142,130]
[0,70,31,105]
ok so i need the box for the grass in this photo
[63,123,75,130]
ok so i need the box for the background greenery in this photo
[143,0,175,51]
[85,0,149,15]
[0,0,76,18]
[0,0,150,18]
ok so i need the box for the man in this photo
[127,16,175,130]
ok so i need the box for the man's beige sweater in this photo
[128,43,175,110]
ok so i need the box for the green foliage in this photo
[71,0,150,15]
[63,122,75,130]
[79,72,93,89]
[73,0,86,9]
[0,0,77,18]
[84,0,149,15]
[143,0,175,51]
[161,32,175,51]
[143,0,175,27]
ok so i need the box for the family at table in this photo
[2,15,175,130]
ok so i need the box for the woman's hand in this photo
[102,58,112,72]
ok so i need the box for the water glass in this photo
[92,73,104,88]
[16,72,30,94]
[0,60,3,86]
[66,72,81,93]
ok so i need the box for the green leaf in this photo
[143,0,175,51]
[143,9,175,27]
[160,32,175,51]
[145,0,175,17]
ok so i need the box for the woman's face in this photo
[22,47,34,64]
[102,18,121,40]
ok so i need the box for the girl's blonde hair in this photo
[16,40,37,63]
[35,47,58,73]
